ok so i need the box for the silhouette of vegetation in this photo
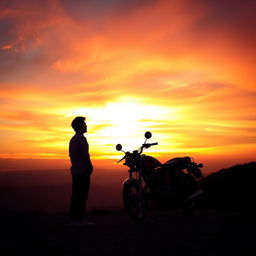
[198,162,256,210]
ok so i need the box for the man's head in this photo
[71,116,87,133]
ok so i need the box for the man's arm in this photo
[80,136,93,172]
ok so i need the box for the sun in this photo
[65,97,174,158]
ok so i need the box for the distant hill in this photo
[0,183,122,214]
[1,163,255,214]
[198,162,256,210]
[0,168,126,214]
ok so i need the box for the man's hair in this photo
[71,116,86,132]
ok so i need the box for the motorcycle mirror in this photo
[198,163,203,168]
[116,144,122,151]
[145,131,152,139]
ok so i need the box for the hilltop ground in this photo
[0,209,255,256]
[1,163,256,255]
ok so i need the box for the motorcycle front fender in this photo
[122,178,137,186]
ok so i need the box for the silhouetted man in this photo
[69,116,94,227]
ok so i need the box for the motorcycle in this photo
[116,131,204,223]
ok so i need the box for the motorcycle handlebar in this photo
[117,142,158,162]
[117,155,126,163]
[142,142,158,148]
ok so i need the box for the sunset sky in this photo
[0,0,255,172]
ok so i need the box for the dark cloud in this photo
[61,0,156,20]
[193,0,256,47]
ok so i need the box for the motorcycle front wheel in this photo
[123,179,148,223]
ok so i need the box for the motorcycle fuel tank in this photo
[141,155,161,169]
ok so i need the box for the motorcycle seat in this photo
[161,156,191,171]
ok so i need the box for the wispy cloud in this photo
[0,0,255,163]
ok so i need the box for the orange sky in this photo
[0,0,255,172]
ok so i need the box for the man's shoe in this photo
[68,220,81,227]
[68,219,95,228]
[81,219,95,227]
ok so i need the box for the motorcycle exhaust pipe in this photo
[184,189,204,202]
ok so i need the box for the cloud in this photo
[0,0,255,162]
[1,0,255,90]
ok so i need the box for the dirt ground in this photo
[0,209,255,256]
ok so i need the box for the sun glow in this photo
[1,0,255,172]
[65,97,176,159]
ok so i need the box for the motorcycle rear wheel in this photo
[123,179,148,223]
[181,174,201,214]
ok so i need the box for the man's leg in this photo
[70,173,84,221]
[70,172,91,222]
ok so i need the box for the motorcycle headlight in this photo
[125,156,134,167]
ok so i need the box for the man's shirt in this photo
[69,132,93,175]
